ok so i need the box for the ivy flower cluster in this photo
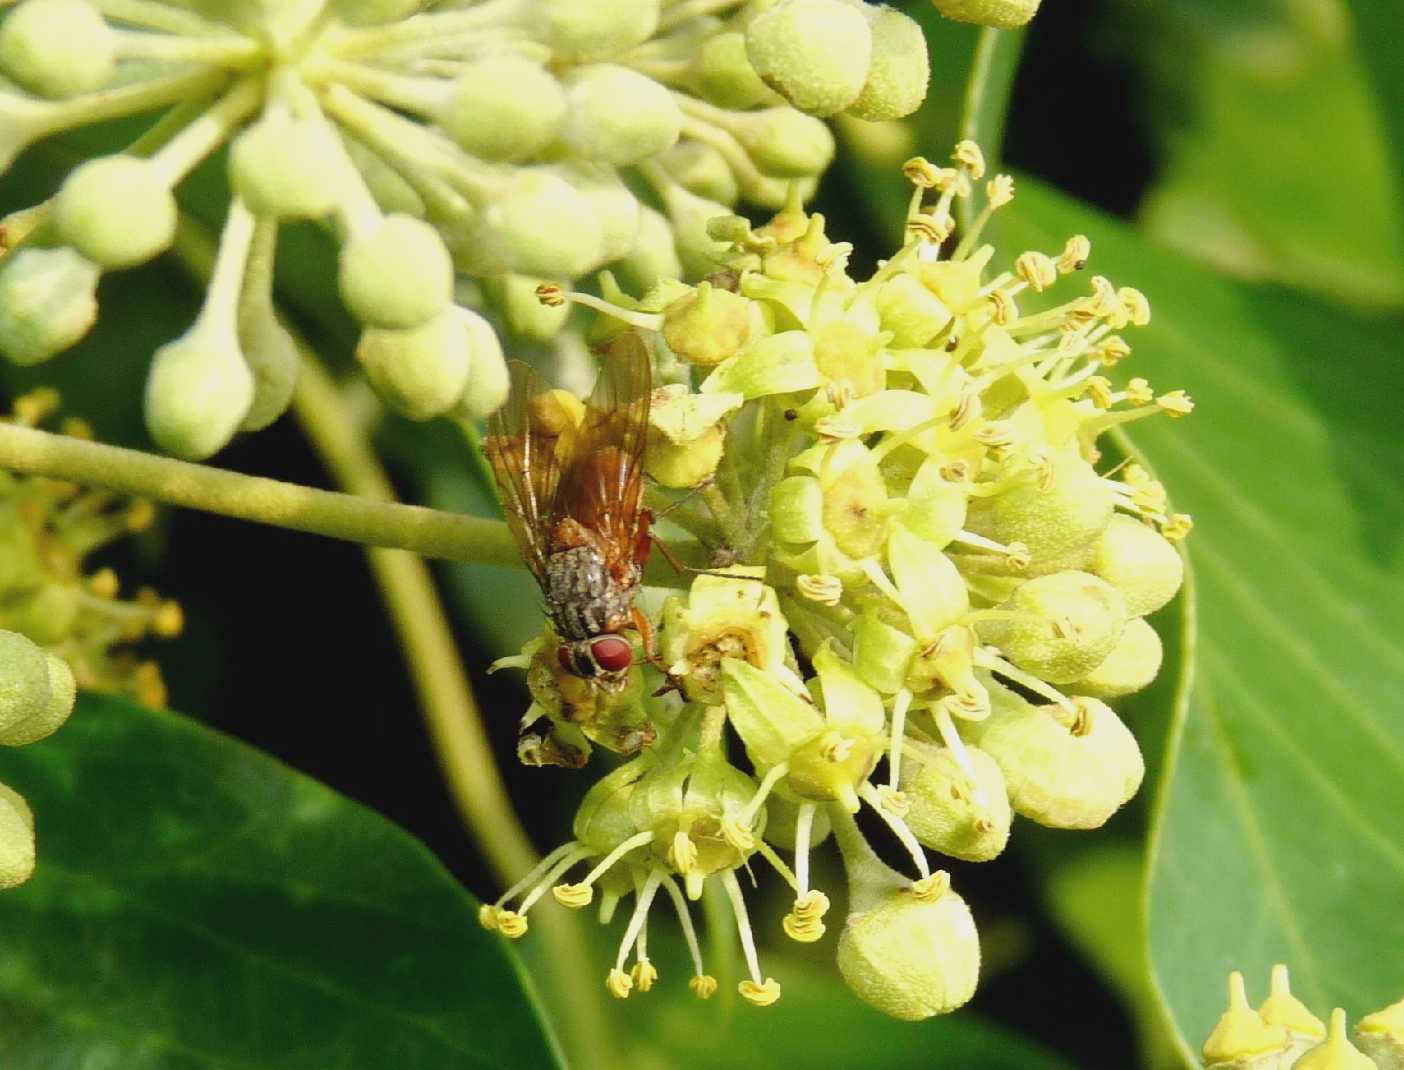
[1203,966,1404,1070]
[484,142,1192,1017]
[0,0,930,461]
[0,391,180,891]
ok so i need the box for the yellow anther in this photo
[1086,376,1114,409]
[873,784,910,817]
[797,573,843,606]
[667,831,699,875]
[1156,390,1194,417]
[985,173,1015,207]
[1089,275,1120,317]
[552,882,594,909]
[1162,513,1194,541]
[720,816,756,852]
[1097,335,1131,367]
[988,288,1017,325]
[902,156,941,188]
[606,968,634,1000]
[1118,287,1151,326]
[1015,251,1058,292]
[495,910,529,939]
[124,499,156,532]
[1125,377,1154,404]
[478,904,500,930]
[690,974,718,999]
[782,912,826,943]
[534,282,566,307]
[631,959,658,992]
[1057,235,1091,273]
[910,871,951,903]
[739,978,782,1007]
[89,567,120,599]
[953,140,986,179]
[153,601,184,638]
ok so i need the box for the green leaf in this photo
[1110,0,1404,309]
[999,177,1404,1061]
[0,693,563,1069]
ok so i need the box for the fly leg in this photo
[631,605,687,697]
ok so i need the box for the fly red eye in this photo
[591,635,633,673]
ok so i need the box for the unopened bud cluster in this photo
[0,392,179,890]
[1203,966,1404,1069]
[486,142,1191,1018]
[0,0,929,460]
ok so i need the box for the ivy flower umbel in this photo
[0,0,930,460]
[486,140,1193,1019]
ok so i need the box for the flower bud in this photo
[229,114,342,220]
[837,879,980,1020]
[0,782,35,889]
[658,141,740,207]
[732,108,835,178]
[746,0,873,117]
[437,56,566,162]
[53,156,177,270]
[646,385,742,488]
[0,651,74,748]
[334,0,427,26]
[1073,616,1162,699]
[876,273,952,348]
[560,65,681,166]
[761,793,832,851]
[1202,971,1291,1069]
[847,7,929,121]
[899,744,1011,861]
[614,206,683,297]
[979,571,1126,684]
[144,317,255,459]
[1296,1010,1377,1070]
[454,307,510,420]
[964,449,1115,570]
[0,246,100,365]
[1356,995,1404,1070]
[0,0,115,99]
[541,0,660,58]
[356,308,472,421]
[691,31,773,110]
[556,164,642,266]
[0,629,52,740]
[1091,514,1184,617]
[339,213,454,330]
[663,283,753,367]
[964,686,1143,828]
[931,0,1042,28]
[476,170,606,279]
[481,274,570,343]
[660,185,731,279]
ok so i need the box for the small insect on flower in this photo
[486,333,656,692]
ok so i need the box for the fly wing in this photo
[554,332,652,555]
[485,360,573,585]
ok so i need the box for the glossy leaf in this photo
[0,694,563,1069]
[998,177,1404,1061]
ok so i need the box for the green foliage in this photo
[0,693,563,1069]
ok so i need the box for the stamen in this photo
[658,874,707,981]
[553,829,654,907]
[614,869,664,972]
[858,781,930,880]
[518,845,591,913]
[887,687,912,789]
[721,870,782,1006]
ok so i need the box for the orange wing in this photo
[485,360,574,584]
[553,332,652,560]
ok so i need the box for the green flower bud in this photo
[454,307,510,420]
[0,0,115,99]
[646,385,742,488]
[476,170,606,279]
[1296,1010,1376,1070]
[53,156,177,270]
[964,685,1144,829]
[237,292,300,433]
[356,308,472,421]
[899,744,1011,861]
[746,0,873,117]
[0,782,35,890]
[853,610,918,694]
[837,875,980,1020]
[659,184,731,279]
[847,7,929,121]
[702,330,819,399]
[613,206,683,297]
[691,32,772,111]
[439,57,566,162]
[333,0,423,26]
[979,571,1126,685]
[663,283,753,367]
[560,65,681,166]
[557,164,641,265]
[481,274,570,343]
[3,582,79,645]
[1357,995,1404,1070]
[1073,617,1162,699]
[573,757,647,853]
[0,652,74,747]
[541,0,660,58]
[964,448,1115,570]
[732,108,835,178]
[1091,514,1184,617]
[339,213,454,329]
[658,141,740,207]
[144,317,255,460]
[229,114,342,220]
[0,246,99,365]
[0,629,52,740]
[931,0,1042,29]
[876,273,952,348]
[762,792,832,851]
[340,130,425,216]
